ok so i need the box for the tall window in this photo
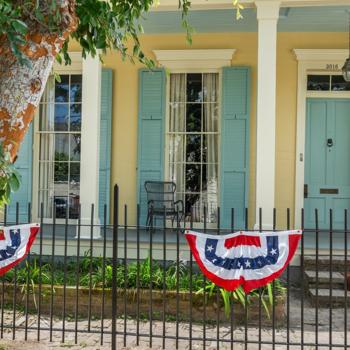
[168,73,219,223]
[38,74,82,219]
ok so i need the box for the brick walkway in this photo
[0,294,349,350]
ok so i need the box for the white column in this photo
[255,0,280,229]
[79,55,102,238]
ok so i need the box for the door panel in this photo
[305,99,350,229]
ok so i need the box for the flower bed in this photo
[0,255,287,326]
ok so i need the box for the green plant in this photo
[0,144,21,209]
[196,279,286,319]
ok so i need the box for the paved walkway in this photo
[0,309,348,350]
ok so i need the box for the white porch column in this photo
[254,0,280,229]
[79,55,102,238]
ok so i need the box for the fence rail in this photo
[0,184,349,349]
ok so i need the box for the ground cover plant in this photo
[2,252,286,319]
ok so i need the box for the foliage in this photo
[197,279,286,319]
[0,145,21,209]
[0,0,244,67]
[3,253,285,319]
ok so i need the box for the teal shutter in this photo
[220,67,251,229]
[137,69,166,225]
[8,125,33,224]
[99,68,113,224]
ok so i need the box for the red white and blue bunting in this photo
[185,229,302,293]
[0,224,40,276]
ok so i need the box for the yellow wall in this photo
[101,32,347,227]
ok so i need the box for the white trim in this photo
[294,49,349,62]
[79,55,101,238]
[53,52,82,74]
[294,49,349,228]
[32,53,83,222]
[153,49,236,70]
[163,68,222,230]
[254,0,280,230]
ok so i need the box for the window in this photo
[307,74,350,91]
[37,74,82,219]
[167,73,219,223]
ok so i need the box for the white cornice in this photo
[153,49,236,69]
[53,51,82,73]
[293,49,349,62]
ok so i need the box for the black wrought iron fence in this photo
[0,184,348,349]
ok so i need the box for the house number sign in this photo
[326,64,339,71]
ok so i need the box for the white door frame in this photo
[294,49,349,228]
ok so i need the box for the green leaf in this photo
[11,19,28,35]
[9,173,20,192]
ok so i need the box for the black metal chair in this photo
[144,181,184,227]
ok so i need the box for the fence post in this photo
[112,184,119,350]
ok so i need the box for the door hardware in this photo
[304,184,308,198]
[327,138,333,147]
[320,188,339,194]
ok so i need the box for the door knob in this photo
[327,138,333,147]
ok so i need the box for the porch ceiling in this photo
[141,6,350,33]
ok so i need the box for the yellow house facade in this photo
[8,0,350,243]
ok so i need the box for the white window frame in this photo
[154,49,236,228]
[32,53,83,223]
[165,70,222,229]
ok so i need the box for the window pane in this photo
[307,75,330,91]
[186,134,201,162]
[70,134,81,161]
[39,134,55,161]
[55,75,69,102]
[70,103,82,131]
[68,195,80,219]
[170,74,186,102]
[331,75,350,91]
[39,103,55,131]
[70,162,80,184]
[172,166,184,193]
[54,195,68,219]
[203,73,218,102]
[54,162,69,182]
[169,135,184,164]
[185,164,201,192]
[38,190,53,218]
[54,104,69,131]
[202,193,218,223]
[203,135,218,164]
[40,76,55,103]
[185,193,201,217]
[55,134,69,160]
[70,75,82,102]
[169,103,185,132]
[203,103,219,132]
[39,162,54,190]
[186,104,201,132]
[187,74,202,102]
[202,164,218,194]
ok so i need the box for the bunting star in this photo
[207,245,214,252]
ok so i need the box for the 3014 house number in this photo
[326,64,339,70]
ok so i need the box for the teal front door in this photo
[305,98,350,229]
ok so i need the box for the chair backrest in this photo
[144,181,176,211]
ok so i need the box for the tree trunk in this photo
[0,0,77,162]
